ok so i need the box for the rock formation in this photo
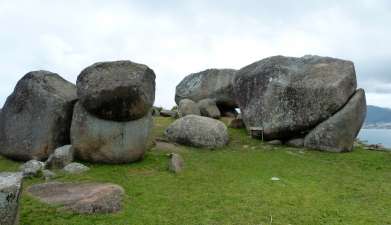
[178,99,200,117]
[165,115,229,148]
[27,182,124,214]
[0,71,77,161]
[175,69,237,115]
[77,60,156,121]
[304,89,367,152]
[71,102,152,163]
[234,55,366,152]
[198,98,221,119]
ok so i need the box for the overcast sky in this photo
[1,0,391,108]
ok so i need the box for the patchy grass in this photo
[1,116,391,225]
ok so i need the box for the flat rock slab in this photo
[27,182,124,214]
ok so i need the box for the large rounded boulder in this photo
[234,55,357,140]
[175,69,237,109]
[178,99,200,117]
[165,115,229,148]
[198,98,221,119]
[77,60,156,121]
[304,89,367,152]
[0,71,77,161]
[70,102,153,164]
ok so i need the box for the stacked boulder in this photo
[0,71,77,161]
[71,60,155,163]
[234,55,366,152]
[175,69,237,117]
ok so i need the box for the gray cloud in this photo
[0,0,391,108]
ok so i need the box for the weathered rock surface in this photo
[286,138,304,148]
[178,99,200,117]
[0,71,77,161]
[168,153,184,173]
[63,163,90,174]
[46,145,73,169]
[71,102,153,163]
[27,182,124,214]
[77,60,156,121]
[160,110,177,118]
[234,55,357,140]
[175,69,237,108]
[198,98,221,119]
[304,89,367,152]
[165,115,229,148]
[20,160,45,177]
[0,172,23,225]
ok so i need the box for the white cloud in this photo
[0,0,390,108]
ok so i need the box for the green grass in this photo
[1,117,391,225]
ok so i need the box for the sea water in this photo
[358,129,391,148]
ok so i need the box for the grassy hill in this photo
[1,117,391,225]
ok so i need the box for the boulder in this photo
[178,99,200,117]
[160,110,177,118]
[175,69,237,109]
[286,138,304,148]
[0,172,23,225]
[27,182,124,214]
[19,160,45,177]
[304,89,367,152]
[63,163,90,174]
[198,98,221,119]
[0,71,77,161]
[45,145,73,169]
[165,115,229,148]
[234,55,357,140]
[71,102,153,163]
[168,153,184,173]
[77,60,156,121]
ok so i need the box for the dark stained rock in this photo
[234,55,357,140]
[45,145,73,169]
[198,98,221,119]
[304,89,367,152]
[27,182,124,214]
[175,69,237,109]
[71,102,153,164]
[0,71,77,161]
[77,60,156,121]
[0,172,23,225]
[165,115,229,148]
[168,153,184,173]
[178,99,200,118]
